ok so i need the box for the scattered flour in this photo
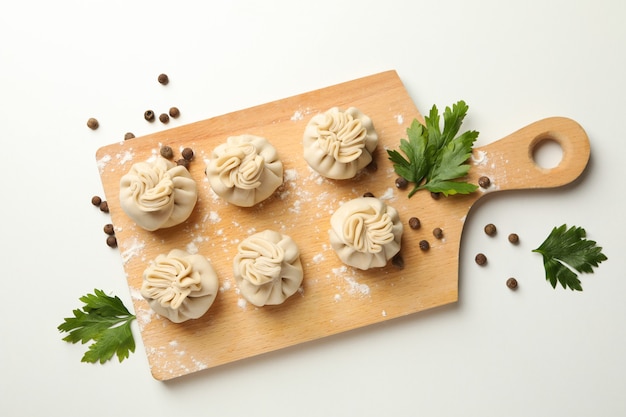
[117,150,134,165]
[208,211,221,223]
[316,191,329,203]
[219,279,232,292]
[136,307,154,331]
[237,298,247,309]
[191,358,208,371]
[332,265,370,297]
[312,253,325,263]
[121,237,145,264]
[284,168,298,182]
[332,266,347,277]
[343,276,371,297]
[394,114,404,124]
[129,287,143,301]
[290,108,311,121]
[471,150,488,166]
[290,110,304,121]
[379,187,395,200]
[288,200,302,214]
[186,241,199,254]
[96,154,112,173]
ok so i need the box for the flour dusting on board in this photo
[185,240,199,254]
[96,154,111,173]
[208,211,221,223]
[290,110,304,121]
[471,150,488,166]
[332,266,370,297]
[378,187,396,201]
[94,71,465,380]
[219,279,232,292]
[116,150,134,165]
[120,237,146,264]
[290,107,311,121]
[312,253,325,264]
[145,345,209,376]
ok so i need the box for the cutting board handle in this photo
[475,117,590,191]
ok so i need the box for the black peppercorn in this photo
[144,110,155,122]
[160,145,173,159]
[181,147,194,161]
[103,224,115,235]
[484,223,497,236]
[392,253,405,269]
[475,253,487,265]
[169,107,180,118]
[106,235,117,248]
[433,227,443,239]
[431,192,441,200]
[478,176,491,188]
[159,113,170,124]
[87,117,99,130]
[408,217,421,230]
[177,158,190,168]
[508,233,519,244]
[91,196,102,207]
[363,192,375,198]
[506,277,518,289]
[419,240,430,251]
[99,201,109,213]
[395,177,408,190]
[124,132,135,140]
[158,73,169,85]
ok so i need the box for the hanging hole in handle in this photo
[532,136,564,169]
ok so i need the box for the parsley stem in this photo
[407,185,420,198]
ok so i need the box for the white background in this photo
[1,1,625,416]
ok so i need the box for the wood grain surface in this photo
[95,70,590,380]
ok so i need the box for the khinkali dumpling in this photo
[141,249,219,323]
[206,135,283,207]
[119,156,197,231]
[303,107,378,179]
[233,230,303,307]
[329,197,403,270]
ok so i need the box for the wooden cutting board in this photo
[95,70,590,380]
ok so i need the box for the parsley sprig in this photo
[58,289,136,364]
[532,224,607,291]
[387,100,479,197]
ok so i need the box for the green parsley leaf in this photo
[58,289,136,364]
[532,224,608,291]
[387,100,479,197]
[387,119,429,189]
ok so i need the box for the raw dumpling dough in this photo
[141,249,219,323]
[119,156,198,231]
[233,230,303,307]
[206,134,283,207]
[303,107,378,179]
[329,197,403,270]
